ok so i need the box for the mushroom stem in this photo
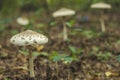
[62,17,68,41]
[63,22,68,41]
[100,11,105,32]
[100,17,105,32]
[28,50,35,77]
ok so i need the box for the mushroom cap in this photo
[91,2,111,9]
[17,17,29,25]
[10,30,48,46]
[52,8,75,18]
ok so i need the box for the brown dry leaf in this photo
[13,66,28,71]
[0,74,4,80]
[105,71,112,77]
[105,71,119,77]
[111,72,119,77]
[0,44,2,49]
[36,45,44,51]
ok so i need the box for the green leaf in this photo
[77,48,84,54]
[39,52,49,56]
[117,55,120,62]
[97,52,112,60]
[66,20,75,28]
[50,21,57,26]
[92,46,99,52]
[69,46,76,54]
[63,57,73,64]
[116,40,120,44]
[36,23,46,28]
[4,78,11,80]
[81,30,95,39]
[33,51,49,57]
[0,25,5,32]
[50,51,68,62]
[19,50,28,56]
[10,29,18,35]
[53,54,64,62]
[32,51,40,57]
[49,51,59,60]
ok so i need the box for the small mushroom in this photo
[52,8,75,41]
[10,30,48,77]
[17,17,29,25]
[91,2,111,32]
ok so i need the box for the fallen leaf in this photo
[105,71,112,77]
[36,45,44,51]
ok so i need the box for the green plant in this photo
[90,46,112,61]
[0,25,5,32]
[97,52,112,61]
[4,78,11,80]
[81,30,102,39]
[69,45,83,60]
[89,46,112,61]
[19,50,49,57]
[49,51,65,62]
[49,46,83,64]
[81,30,96,39]
[66,19,75,28]
[50,21,57,26]
[62,56,73,64]
[10,29,19,35]
[116,40,120,44]
[49,51,75,64]
[92,46,100,52]
[0,52,8,58]
[117,55,120,62]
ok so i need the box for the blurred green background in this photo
[0,0,120,16]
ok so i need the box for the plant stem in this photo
[29,50,35,77]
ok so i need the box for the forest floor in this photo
[0,12,120,80]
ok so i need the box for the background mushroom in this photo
[91,2,111,32]
[17,16,29,26]
[52,8,75,41]
[10,30,48,77]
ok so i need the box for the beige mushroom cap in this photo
[91,2,111,9]
[10,30,48,46]
[52,8,75,18]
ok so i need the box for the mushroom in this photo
[17,16,29,25]
[91,2,111,32]
[52,8,75,41]
[10,30,48,77]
